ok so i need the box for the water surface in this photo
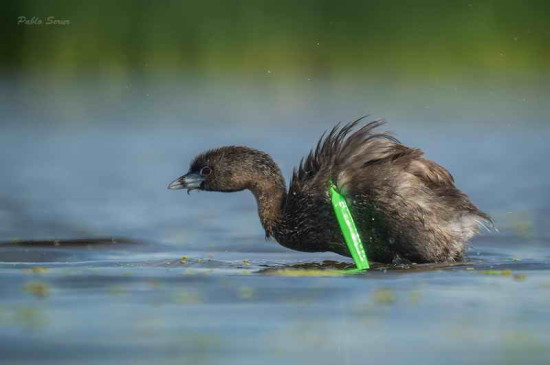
[1,80,549,364]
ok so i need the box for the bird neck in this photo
[249,172,287,237]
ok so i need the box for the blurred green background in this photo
[2,0,548,87]
[2,0,548,130]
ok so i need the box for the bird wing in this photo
[405,158,455,187]
[288,117,402,195]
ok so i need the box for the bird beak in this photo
[167,172,204,191]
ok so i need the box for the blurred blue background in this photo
[1,0,548,243]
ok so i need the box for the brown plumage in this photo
[168,118,491,263]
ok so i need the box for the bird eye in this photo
[200,166,212,176]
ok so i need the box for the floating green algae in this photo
[267,269,344,277]
[24,267,50,274]
[173,290,202,305]
[23,282,50,298]
[476,269,527,281]
[237,286,255,299]
[477,269,513,275]
[373,288,397,305]
[106,286,128,296]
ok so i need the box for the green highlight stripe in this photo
[330,182,370,270]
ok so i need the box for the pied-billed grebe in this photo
[168,118,491,263]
